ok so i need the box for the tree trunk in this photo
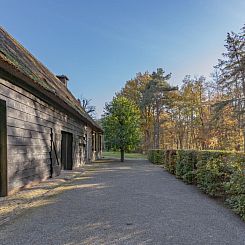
[243,131,245,153]
[154,103,160,149]
[120,148,124,162]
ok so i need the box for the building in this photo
[0,27,103,196]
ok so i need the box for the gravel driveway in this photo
[0,159,244,245]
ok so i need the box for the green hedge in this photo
[176,150,198,184]
[148,149,245,221]
[196,151,242,197]
[148,149,165,165]
[165,150,177,174]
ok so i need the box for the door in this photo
[0,99,7,196]
[83,134,87,163]
[61,131,73,170]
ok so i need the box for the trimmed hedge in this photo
[148,149,245,221]
[165,150,177,174]
[176,150,198,184]
[148,149,165,165]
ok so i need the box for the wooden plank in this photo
[7,135,50,146]
[7,107,55,128]
[0,94,81,133]
[0,79,57,115]
[0,82,86,137]
[13,167,49,179]
[8,153,50,164]
[8,161,50,176]
[0,78,91,191]
[8,169,50,190]
[0,99,7,196]
[8,158,50,170]
[7,117,51,134]
[7,126,50,139]
[0,78,49,107]
[0,81,84,129]
[8,145,49,154]
[7,108,82,135]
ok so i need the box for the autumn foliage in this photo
[115,24,245,152]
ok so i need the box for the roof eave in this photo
[0,58,103,133]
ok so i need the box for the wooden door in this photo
[61,132,73,170]
[0,99,7,196]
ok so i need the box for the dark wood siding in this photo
[0,77,89,193]
[0,99,7,196]
[61,131,73,170]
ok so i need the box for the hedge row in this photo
[148,149,245,221]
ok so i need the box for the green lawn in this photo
[102,151,147,159]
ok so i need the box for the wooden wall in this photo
[0,77,88,193]
[86,127,93,162]
[89,130,103,161]
[0,99,7,196]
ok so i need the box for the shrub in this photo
[164,150,177,174]
[196,152,233,197]
[148,148,245,221]
[148,150,154,163]
[176,150,198,184]
[224,160,245,220]
[226,194,245,221]
[224,160,245,194]
[148,149,164,165]
[196,151,244,197]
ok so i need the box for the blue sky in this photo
[1,0,244,117]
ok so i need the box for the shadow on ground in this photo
[0,159,245,245]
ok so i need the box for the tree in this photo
[80,95,96,118]
[117,68,177,151]
[102,96,141,162]
[214,24,245,150]
[215,28,245,95]
[117,72,152,152]
[107,25,244,153]
[141,68,177,149]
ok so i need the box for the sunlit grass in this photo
[102,151,147,159]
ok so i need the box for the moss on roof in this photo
[0,27,102,131]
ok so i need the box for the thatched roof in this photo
[0,27,102,132]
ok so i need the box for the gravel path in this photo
[0,159,245,245]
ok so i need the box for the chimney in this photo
[56,75,69,87]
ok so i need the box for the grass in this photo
[102,151,147,159]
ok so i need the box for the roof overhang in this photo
[0,58,103,133]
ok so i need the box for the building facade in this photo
[0,27,103,196]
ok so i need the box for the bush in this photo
[148,148,245,221]
[176,150,198,184]
[148,149,164,165]
[226,194,245,221]
[225,172,245,195]
[224,160,245,220]
[196,153,226,197]
[148,150,154,163]
[165,150,177,174]
[196,151,244,197]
